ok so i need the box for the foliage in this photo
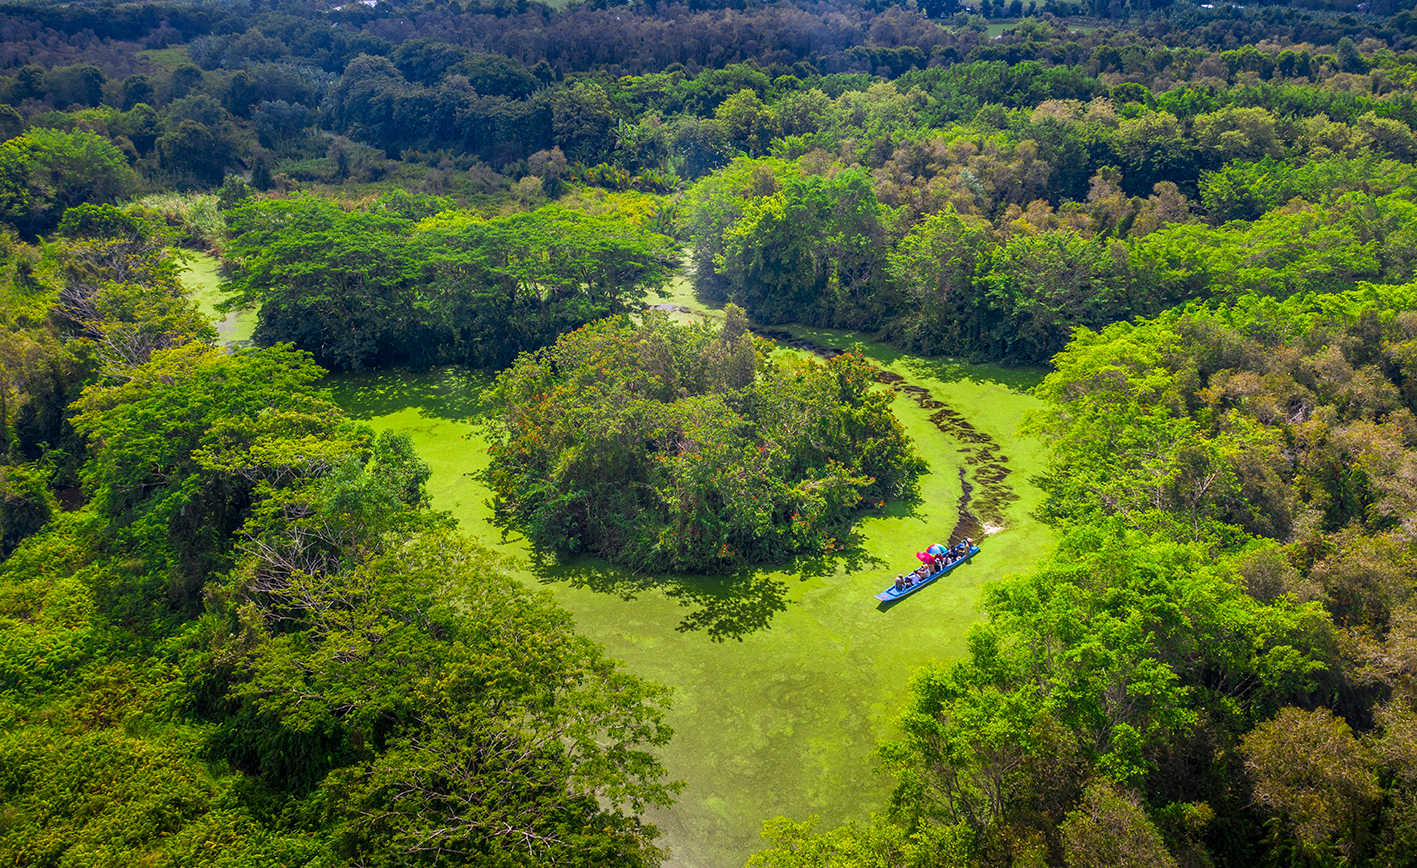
[1058,780,1176,868]
[486,307,924,573]
[223,196,676,371]
[0,129,135,237]
[15,5,1417,867]
[0,339,679,867]
[1240,707,1381,862]
[134,191,227,250]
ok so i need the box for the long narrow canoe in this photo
[874,543,980,603]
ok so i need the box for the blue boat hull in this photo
[874,544,980,602]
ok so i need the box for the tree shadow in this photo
[324,366,494,422]
[894,354,1047,392]
[528,553,791,643]
[524,520,892,642]
[788,523,891,581]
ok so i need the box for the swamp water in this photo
[185,256,1055,868]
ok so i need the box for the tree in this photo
[391,37,470,85]
[550,82,616,164]
[1241,707,1382,861]
[156,120,232,188]
[51,204,214,370]
[70,343,347,604]
[486,312,924,572]
[715,89,779,156]
[886,207,993,355]
[224,197,674,371]
[225,198,417,371]
[220,527,677,867]
[1112,110,1195,196]
[0,129,135,236]
[168,64,203,101]
[985,229,1126,361]
[120,74,154,111]
[1060,781,1177,868]
[713,170,891,329]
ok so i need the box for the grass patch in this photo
[138,47,192,71]
[133,193,225,251]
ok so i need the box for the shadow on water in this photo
[527,529,888,642]
[789,524,891,580]
[325,367,494,422]
[895,354,1047,392]
[529,554,790,643]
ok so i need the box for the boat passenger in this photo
[894,575,905,591]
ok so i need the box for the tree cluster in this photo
[0,204,678,867]
[486,307,925,572]
[221,193,676,371]
[682,72,1417,362]
[751,283,1417,866]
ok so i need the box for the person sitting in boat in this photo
[915,565,930,580]
[894,575,905,591]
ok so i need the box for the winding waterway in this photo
[185,257,1055,868]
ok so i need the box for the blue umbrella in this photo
[926,543,947,554]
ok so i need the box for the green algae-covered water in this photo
[190,260,1054,868]
[327,350,1053,867]
[180,251,257,344]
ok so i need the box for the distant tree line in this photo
[0,0,1408,199]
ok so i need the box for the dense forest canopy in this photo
[0,209,679,865]
[748,284,1417,866]
[9,0,1417,866]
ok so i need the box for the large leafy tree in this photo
[4,337,679,867]
[709,169,892,329]
[225,197,674,370]
[0,129,135,237]
[486,308,924,572]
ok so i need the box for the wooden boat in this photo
[874,541,980,602]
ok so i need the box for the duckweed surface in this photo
[324,291,1054,868]
[180,251,257,345]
